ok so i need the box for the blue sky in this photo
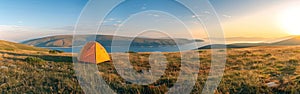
[0,0,276,28]
[0,0,297,42]
[0,0,87,27]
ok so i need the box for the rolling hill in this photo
[199,36,300,49]
[22,35,202,47]
[270,36,300,45]
[0,40,48,51]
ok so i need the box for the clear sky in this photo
[0,0,299,42]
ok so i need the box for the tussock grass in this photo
[1,46,300,93]
[49,50,64,54]
[0,50,80,93]
[0,53,3,61]
[25,57,45,63]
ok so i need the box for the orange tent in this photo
[78,41,111,64]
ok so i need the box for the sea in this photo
[43,42,205,53]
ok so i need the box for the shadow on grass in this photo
[0,51,73,63]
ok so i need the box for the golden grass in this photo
[0,40,48,52]
[0,50,78,93]
[0,53,3,61]
[1,46,300,93]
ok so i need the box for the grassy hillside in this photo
[97,46,300,93]
[1,46,300,93]
[0,40,48,51]
[0,48,76,93]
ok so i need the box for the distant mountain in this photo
[270,36,300,46]
[0,40,48,51]
[199,36,300,49]
[22,35,73,47]
[198,43,268,49]
[22,35,203,47]
[206,37,269,41]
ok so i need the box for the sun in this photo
[278,6,300,35]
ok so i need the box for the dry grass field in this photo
[1,46,300,93]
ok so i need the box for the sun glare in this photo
[279,6,300,35]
